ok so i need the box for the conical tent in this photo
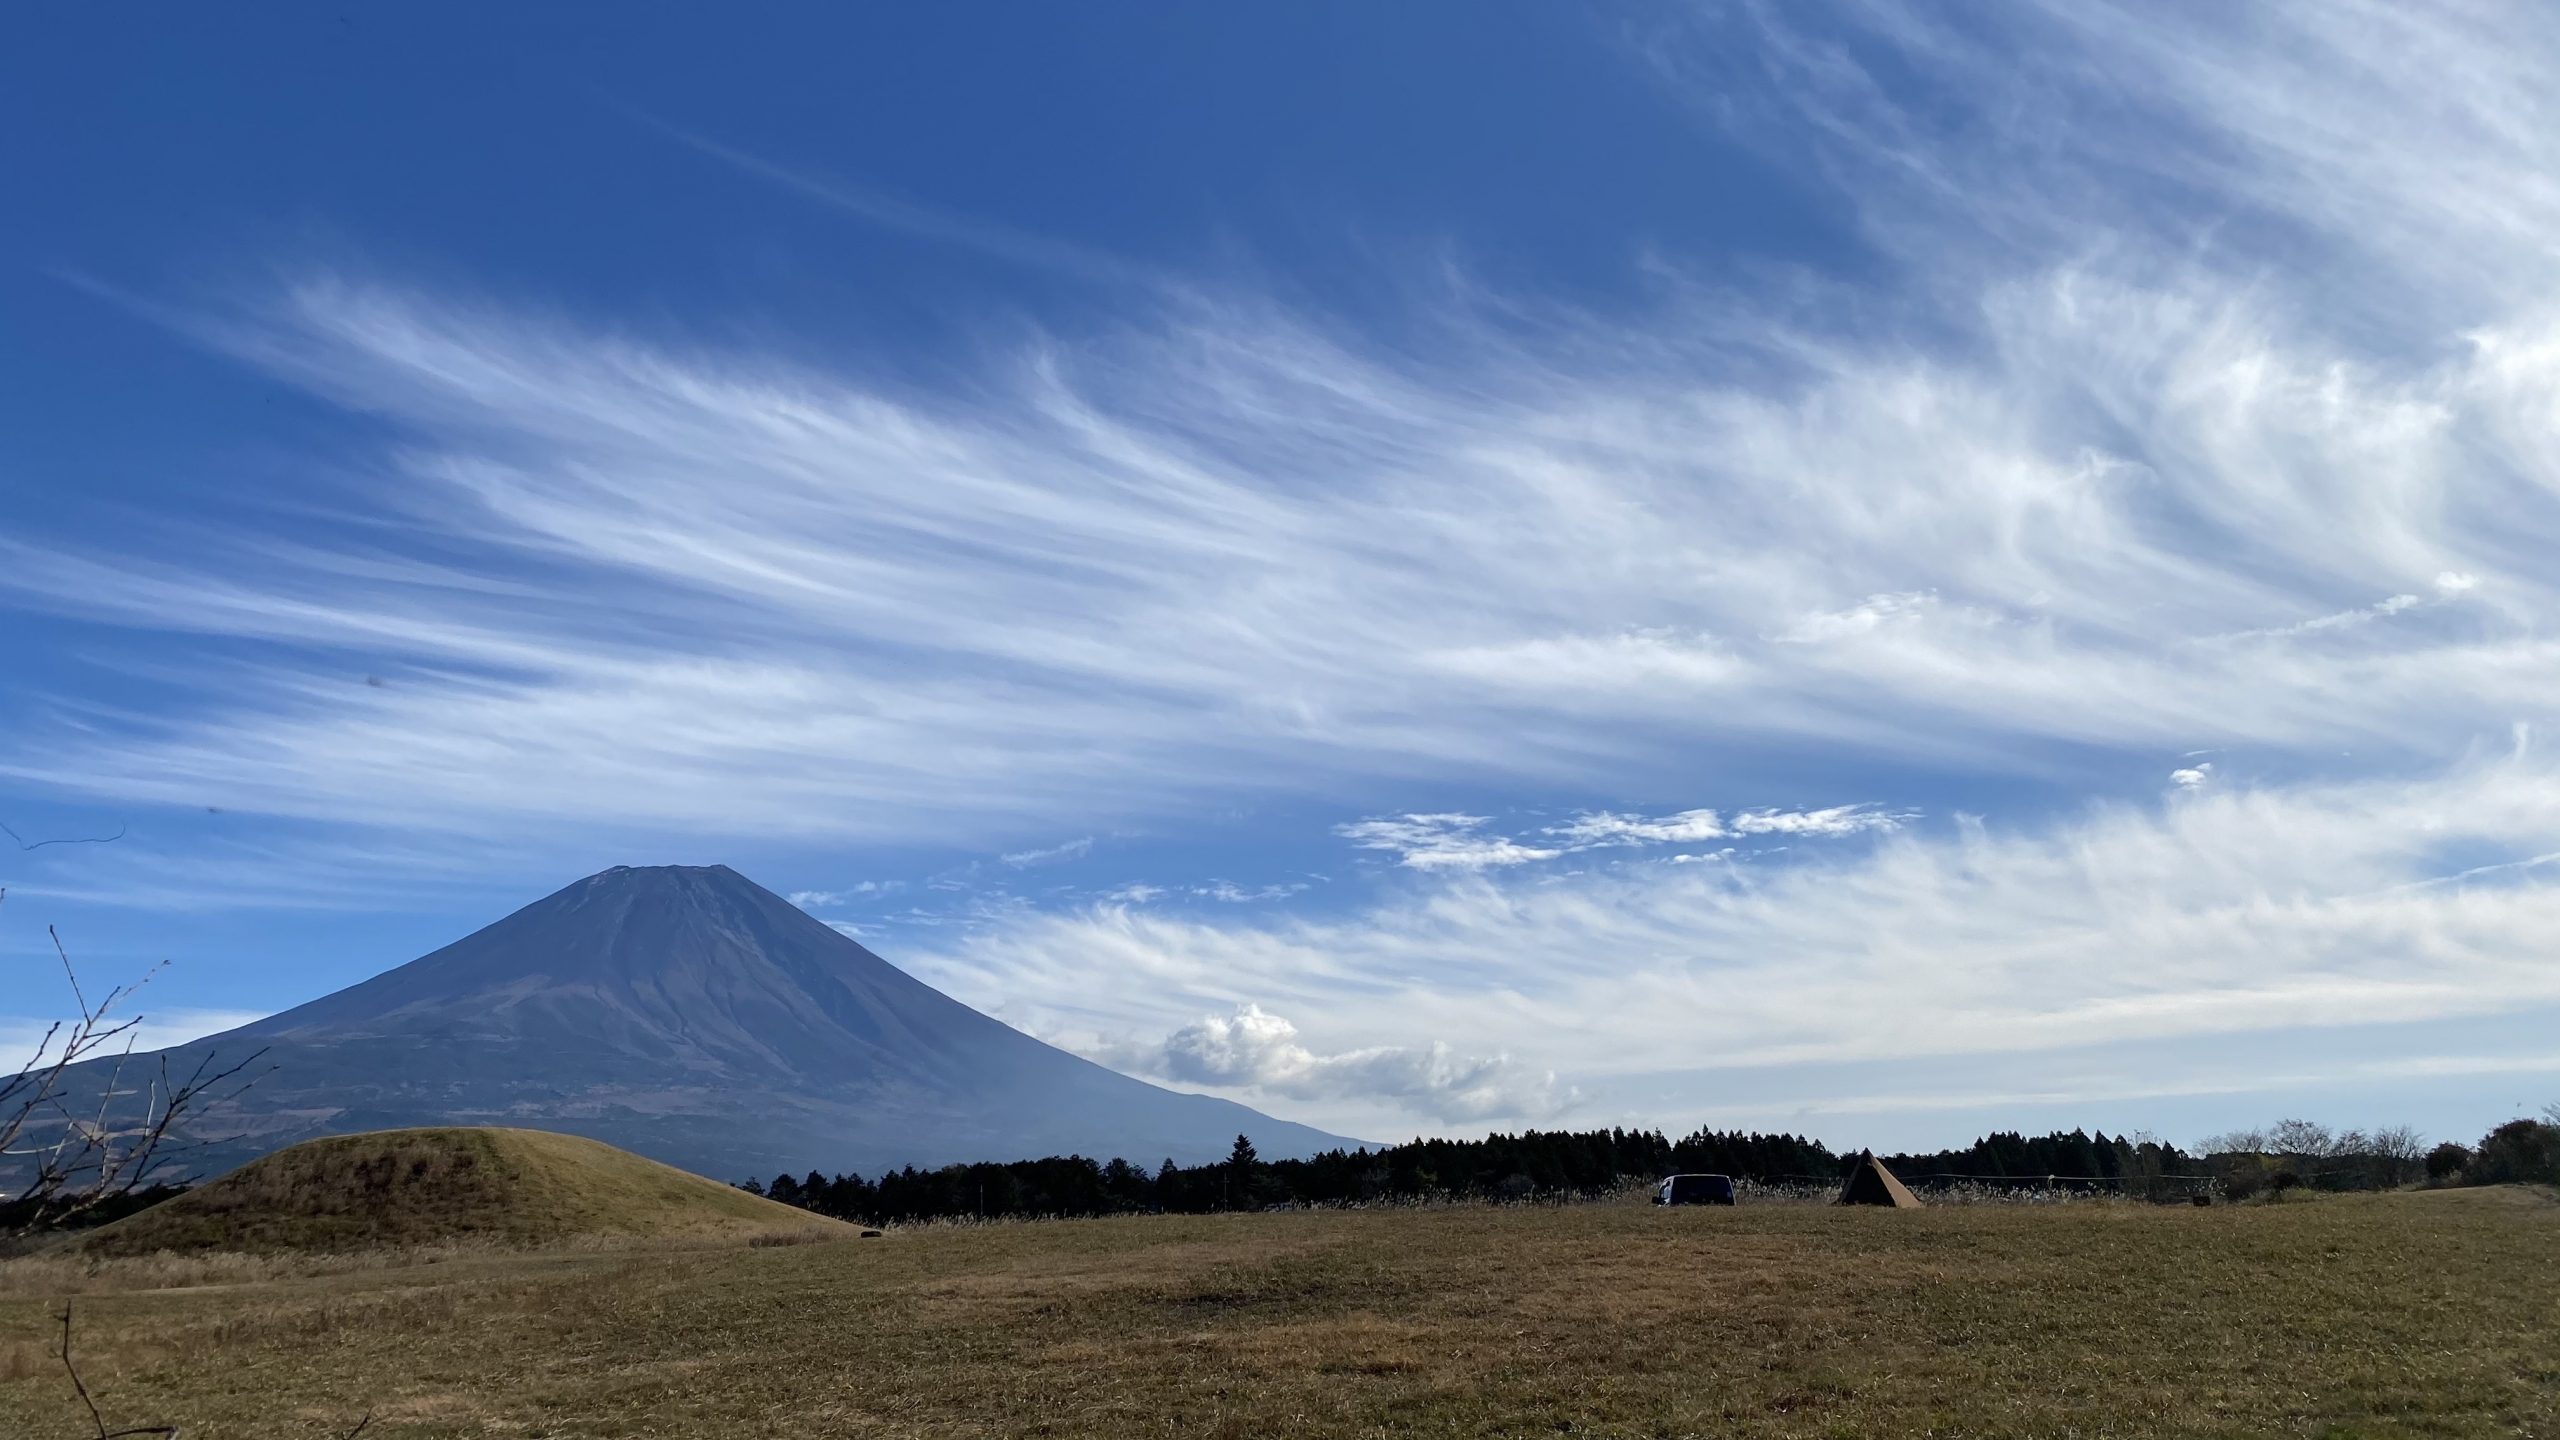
[1837,1151,1923,1208]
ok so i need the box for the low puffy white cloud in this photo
[2170,764,2214,790]
[1135,1004,1569,1125]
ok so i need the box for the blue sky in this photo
[7,3,2559,1153]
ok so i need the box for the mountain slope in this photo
[58,865,1365,1181]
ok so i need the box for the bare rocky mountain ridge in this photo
[57,864,1363,1181]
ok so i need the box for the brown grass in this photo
[2,1185,2553,1437]
[77,1127,848,1257]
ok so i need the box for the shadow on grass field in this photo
[2,1186,2554,1438]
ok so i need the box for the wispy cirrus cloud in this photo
[0,1007,270,1067]
[911,746,2560,1135]
[1000,837,1093,869]
[1190,880,1309,904]
[10,189,2560,853]
[787,881,897,908]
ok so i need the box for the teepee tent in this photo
[1837,1151,1923,1208]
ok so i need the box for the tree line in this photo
[740,1126,1843,1223]
[2190,1114,2560,1198]
[1877,1128,2206,1196]
[742,1111,2560,1225]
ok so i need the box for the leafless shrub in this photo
[2199,1117,2435,1191]
[2,888,265,1239]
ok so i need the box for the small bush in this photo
[2424,1143,2471,1184]
[2467,1120,2559,1186]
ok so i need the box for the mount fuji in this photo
[59,864,1364,1181]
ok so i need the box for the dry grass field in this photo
[3,1186,2554,1439]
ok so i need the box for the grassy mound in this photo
[82,1127,849,1256]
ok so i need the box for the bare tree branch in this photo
[56,1299,183,1439]
[4,889,267,1238]
[50,923,97,1028]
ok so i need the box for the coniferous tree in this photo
[1226,1133,1259,1208]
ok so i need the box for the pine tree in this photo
[1226,1134,1259,1209]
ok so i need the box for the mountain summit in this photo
[86,865,1362,1179]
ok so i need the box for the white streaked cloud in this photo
[910,748,2560,1133]
[1332,814,1563,871]
[9,227,2560,847]
[1543,808,1730,847]
[1191,880,1309,904]
[1728,806,1910,838]
[0,1007,270,1068]
[1338,802,1907,867]
[1095,879,1307,906]
[788,881,896,907]
[1000,837,1093,869]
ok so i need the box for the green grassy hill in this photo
[81,1127,850,1256]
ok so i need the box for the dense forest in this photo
[1878,1129,2206,1195]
